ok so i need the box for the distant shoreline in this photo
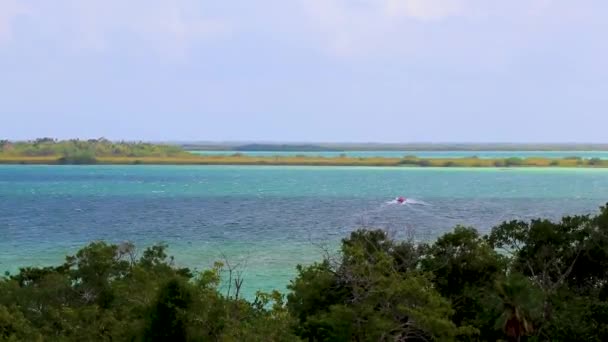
[2,139,607,167]
[180,143,608,152]
[1,155,607,168]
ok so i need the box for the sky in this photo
[1,0,607,143]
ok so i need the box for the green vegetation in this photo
[3,206,608,340]
[2,139,608,167]
[0,138,189,164]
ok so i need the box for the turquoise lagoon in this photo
[1,165,607,298]
[190,150,608,159]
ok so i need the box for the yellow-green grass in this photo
[0,156,59,164]
[1,154,607,167]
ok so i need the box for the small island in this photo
[1,138,607,167]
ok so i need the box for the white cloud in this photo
[300,0,468,56]
[0,0,30,43]
[63,0,230,55]
[300,0,558,56]
[1,0,230,56]
[0,0,580,60]
[301,0,393,56]
[384,0,464,21]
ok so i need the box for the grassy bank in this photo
[1,154,608,167]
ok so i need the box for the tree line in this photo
[0,138,187,163]
[2,205,608,341]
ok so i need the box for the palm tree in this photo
[495,274,540,342]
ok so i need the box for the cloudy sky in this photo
[1,0,607,142]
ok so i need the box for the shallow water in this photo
[190,150,608,159]
[1,165,607,298]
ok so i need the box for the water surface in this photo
[190,150,608,159]
[1,165,607,298]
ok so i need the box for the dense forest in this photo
[2,205,608,341]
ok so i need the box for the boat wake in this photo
[354,197,432,222]
[386,198,430,206]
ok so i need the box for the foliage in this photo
[288,230,463,341]
[504,157,524,166]
[0,242,295,341]
[2,139,608,167]
[0,138,188,164]
[418,159,432,167]
[420,226,506,339]
[2,207,608,340]
[0,305,41,341]
[589,157,603,166]
[487,204,608,340]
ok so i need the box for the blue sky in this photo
[1,0,607,142]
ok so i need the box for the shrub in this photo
[57,153,97,165]
[505,157,524,167]
[399,157,419,165]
